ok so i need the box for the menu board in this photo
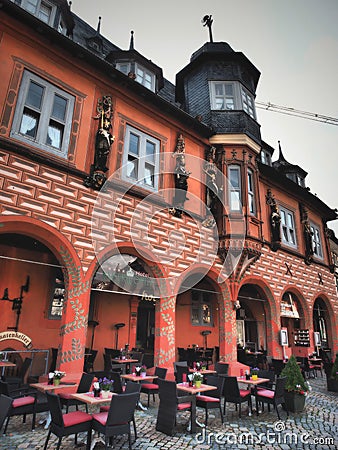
[294,329,310,347]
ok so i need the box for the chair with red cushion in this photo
[255,376,288,420]
[92,392,139,450]
[0,380,37,434]
[140,366,167,407]
[223,376,252,418]
[100,381,141,440]
[0,395,13,433]
[44,391,92,450]
[156,378,195,436]
[58,372,94,413]
[196,375,224,426]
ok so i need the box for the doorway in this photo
[136,300,155,351]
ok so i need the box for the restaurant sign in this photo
[0,331,32,349]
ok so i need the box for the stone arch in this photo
[311,292,337,351]
[0,216,88,376]
[85,241,172,368]
[279,285,309,328]
[238,276,277,357]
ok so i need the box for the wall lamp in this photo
[1,276,30,332]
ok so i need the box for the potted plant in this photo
[99,377,113,398]
[280,355,309,412]
[327,353,338,392]
[140,365,147,377]
[251,367,259,380]
[193,371,203,388]
[53,370,66,386]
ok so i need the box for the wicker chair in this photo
[92,392,139,450]
[196,375,224,426]
[156,378,195,436]
[223,376,252,418]
[44,391,92,450]
[140,367,167,407]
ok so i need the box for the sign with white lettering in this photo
[0,331,32,349]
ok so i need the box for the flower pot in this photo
[284,391,306,412]
[53,378,61,386]
[327,378,338,392]
[101,390,110,399]
[140,371,146,377]
[194,380,202,388]
[251,374,258,380]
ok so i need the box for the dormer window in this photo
[116,62,131,76]
[285,172,305,187]
[210,81,256,119]
[135,64,155,91]
[13,0,55,25]
[260,150,272,166]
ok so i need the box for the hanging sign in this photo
[0,331,32,349]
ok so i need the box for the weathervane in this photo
[202,15,213,42]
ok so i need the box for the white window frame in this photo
[122,125,160,191]
[209,81,256,119]
[228,165,242,212]
[116,62,131,76]
[310,223,323,259]
[135,63,155,91]
[191,290,213,327]
[247,169,255,215]
[11,70,75,159]
[280,206,297,248]
[13,0,56,26]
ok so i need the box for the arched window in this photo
[313,298,328,348]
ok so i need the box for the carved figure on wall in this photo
[169,134,191,217]
[204,146,222,218]
[266,188,281,249]
[300,203,314,264]
[174,154,191,206]
[83,95,114,191]
[94,96,114,172]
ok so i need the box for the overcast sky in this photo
[71,0,338,234]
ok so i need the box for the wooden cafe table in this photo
[121,373,158,410]
[111,358,139,374]
[71,391,116,450]
[177,382,217,433]
[0,360,16,378]
[30,381,77,428]
[237,376,270,415]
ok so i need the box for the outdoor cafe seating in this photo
[92,391,140,450]
[44,391,92,450]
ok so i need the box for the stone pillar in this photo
[129,297,139,349]
[154,296,176,374]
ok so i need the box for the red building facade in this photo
[0,0,337,379]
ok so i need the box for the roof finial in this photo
[202,15,214,43]
[97,16,101,34]
[129,30,134,50]
[69,1,72,10]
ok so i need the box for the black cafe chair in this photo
[0,380,37,434]
[44,391,92,450]
[58,372,94,413]
[156,378,195,436]
[92,392,139,450]
[223,376,252,418]
[255,376,289,420]
[196,375,224,426]
[140,367,167,407]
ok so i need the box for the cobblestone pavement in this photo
[0,375,336,449]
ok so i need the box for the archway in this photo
[0,216,87,378]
